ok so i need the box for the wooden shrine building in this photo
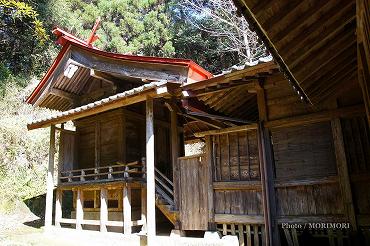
[27,1,370,244]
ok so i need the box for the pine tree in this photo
[48,0,175,57]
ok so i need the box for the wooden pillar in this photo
[205,135,215,230]
[123,183,132,234]
[146,97,156,243]
[55,188,62,228]
[58,125,64,185]
[141,186,147,233]
[258,124,280,246]
[45,125,55,228]
[256,82,280,246]
[76,188,84,230]
[170,108,180,211]
[331,118,357,229]
[100,188,108,232]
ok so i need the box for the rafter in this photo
[50,88,79,103]
[90,69,117,85]
[289,17,356,69]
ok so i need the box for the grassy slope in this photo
[0,77,55,214]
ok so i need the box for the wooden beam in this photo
[186,111,251,125]
[287,3,356,67]
[72,46,188,83]
[183,114,224,130]
[215,214,264,224]
[90,69,116,85]
[140,186,147,233]
[100,188,108,232]
[170,108,180,212]
[80,84,117,104]
[181,62,277,92]
[123,183,132,234]
[256,79,268,121]
[213,181,262,190]
[331,118,357,229]
[27,87,161,130]
[55,188,62,228]
[45,125,55,229]
[299,40,356,87]
[274,176,338,188]
[194,124,258,137]
[192,82,257,97]
[58,181,143,190]
[146,97,156,242]
[76,188,84,230]
[50,88,79,103]
[258,123,280,246]
[264,105,365,129]
[205,136,215,230]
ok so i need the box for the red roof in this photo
[26,28,213,104]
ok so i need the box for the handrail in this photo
[154,167,174,206]
[60,161,139,174]
[155,176,174,196]
[154,167,173,187]
[59,160,144,184]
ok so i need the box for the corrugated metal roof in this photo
[28,81,166,127]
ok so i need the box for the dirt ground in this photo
[0,202,236,246]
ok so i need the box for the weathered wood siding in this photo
[212,131,260,181]
[214,190,263,216]
[77,123,95,169]
[272,122,337,180]
[275,183,343,217]
[178,155,209,230]
[126,117,145,163]
[342,116,370,226]
[74,107,171,172]
[75,110,124,169]
[59,130,77,172]
[210,130,264,219]
[264,76,365,223]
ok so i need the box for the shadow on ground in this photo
[23,193,46,229]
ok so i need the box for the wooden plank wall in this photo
[272,122,337,180]
[211,131,263,218]
[59,129,77,172]
[75,109,124,169]
[265,77,347,223]
[212,131,260,181]
[73,107,171,172]
[178,155,209,230]
[271,123,344,218]
[342,116,370,227]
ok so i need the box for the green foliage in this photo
[0,0,48,43]
[0,63,10,83]
[169,2,240,73]
[45,0,175,57]
[0,80,53,213]
[0,0,50,76]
